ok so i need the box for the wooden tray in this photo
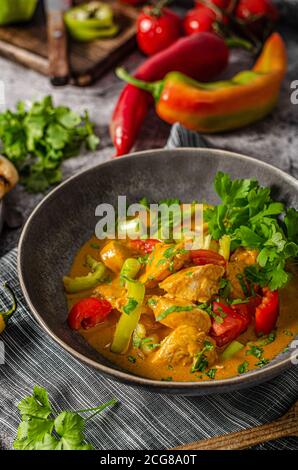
[0,1,138,86]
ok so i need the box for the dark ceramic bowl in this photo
[18,149,298,395]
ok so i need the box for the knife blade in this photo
[45,0,72,86]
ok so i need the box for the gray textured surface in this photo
[0,19,297,256]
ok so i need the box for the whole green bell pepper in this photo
[0,0,38,26]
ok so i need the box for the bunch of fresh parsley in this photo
[13,385,116,450]
[0,96,99,192]
[204,172,298,290]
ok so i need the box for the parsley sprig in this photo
[13,386,116,450]
[204,172,298,290]
[0,96,99,192]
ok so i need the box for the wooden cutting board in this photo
[0,1,138,86]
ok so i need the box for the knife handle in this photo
[47,10,69,86]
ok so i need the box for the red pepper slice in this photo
[129,239,160,255]
[211,301,251,347]
[255,288,279,336]
[68,298,112,330]
[190,249,226,267]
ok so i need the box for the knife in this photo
[45,0,71,86]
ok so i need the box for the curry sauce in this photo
[66,236,298,382]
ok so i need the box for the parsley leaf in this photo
[205,172,298,290]
[0,96,99,193]
[13,386,116,451]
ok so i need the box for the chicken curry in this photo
[64,172,298,382]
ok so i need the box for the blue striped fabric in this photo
[0,248,297,450]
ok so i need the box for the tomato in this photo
[195,0,231,9]
[235,0,279,22]
[129,239,160,255]
[255,288,279,336]
[68,298,112,330]
[184,7,216,35]
[211,301,251,347]
[137,7,182,56]
[190,249,226,267]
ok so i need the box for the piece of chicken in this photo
[151,325,217,367]
[227,248,258,298]
[0,156,19,199]
[100,241,131,273]
[93,281,125,310]
[159,264,224,303]
[149,295,211,331]
[139,242,190,288]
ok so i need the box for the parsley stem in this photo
[76,398,117,415]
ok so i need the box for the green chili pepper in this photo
[63,255,106,294]
[0,283,17,334]
[111,279,145,354]
[120,258,141,286]
[64,1,119,42]
[221,340,244,361]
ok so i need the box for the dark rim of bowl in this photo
[18,148,298,390]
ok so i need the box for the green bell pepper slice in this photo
[64,1,119,42]
[63,255,106,294]
[221,340,244,361]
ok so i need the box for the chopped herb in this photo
[283,329,293,337]
[157,258,167,267]
[219,278,231,299]
[198,303,212,315]
[195,375,203,380]
[283,347,289,353]
[163,247,176,259]
[169,260,175,272]
[147,298,157,307]
[246,345,264,359]
[258,330,276,346]
[255,358,270,367]
[161,377,173,382]
[123,298,138,315]
[231,298,249,305]
[139,197,150,209]
[191,340,214,373]
[156,304,194,321]
[206,368,217,380]
[90,243,100,250]
[236,274,250,297]
[167,364,174,371]
[186,271,193,277]
[238,361,249,374]
[138,254,149,265]
[128,355,136,364]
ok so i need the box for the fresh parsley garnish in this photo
[238,361,249,374]
[246,345,264,359]
[191,340,214,373]
[156,304,194,321]
[206,368,217,379]
[255,358,270,367]
[123,298,138,315]
[204,172,298,290]
[0,96,99,192]
[13,386,116,450]
[128,355,136,364]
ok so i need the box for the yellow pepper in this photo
[0,283,17,334]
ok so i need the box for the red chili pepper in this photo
[211,301,251,347]
[129,239,160,255]
[68,297,112,330]
[190,249,226,267]
[110,32,229,156]
[255,288,279,336]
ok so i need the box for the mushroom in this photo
[0,156,19,199]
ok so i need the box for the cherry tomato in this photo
[235,0,279,22]
[211,301,251,347]
[120,0,145,5]
[195,0,231,9]
[129,239,160,255]
[255,288,279,336]
[184,7,216,35]
[137,7,182,56]
[68,297,112,330]
[190,249,226,267]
